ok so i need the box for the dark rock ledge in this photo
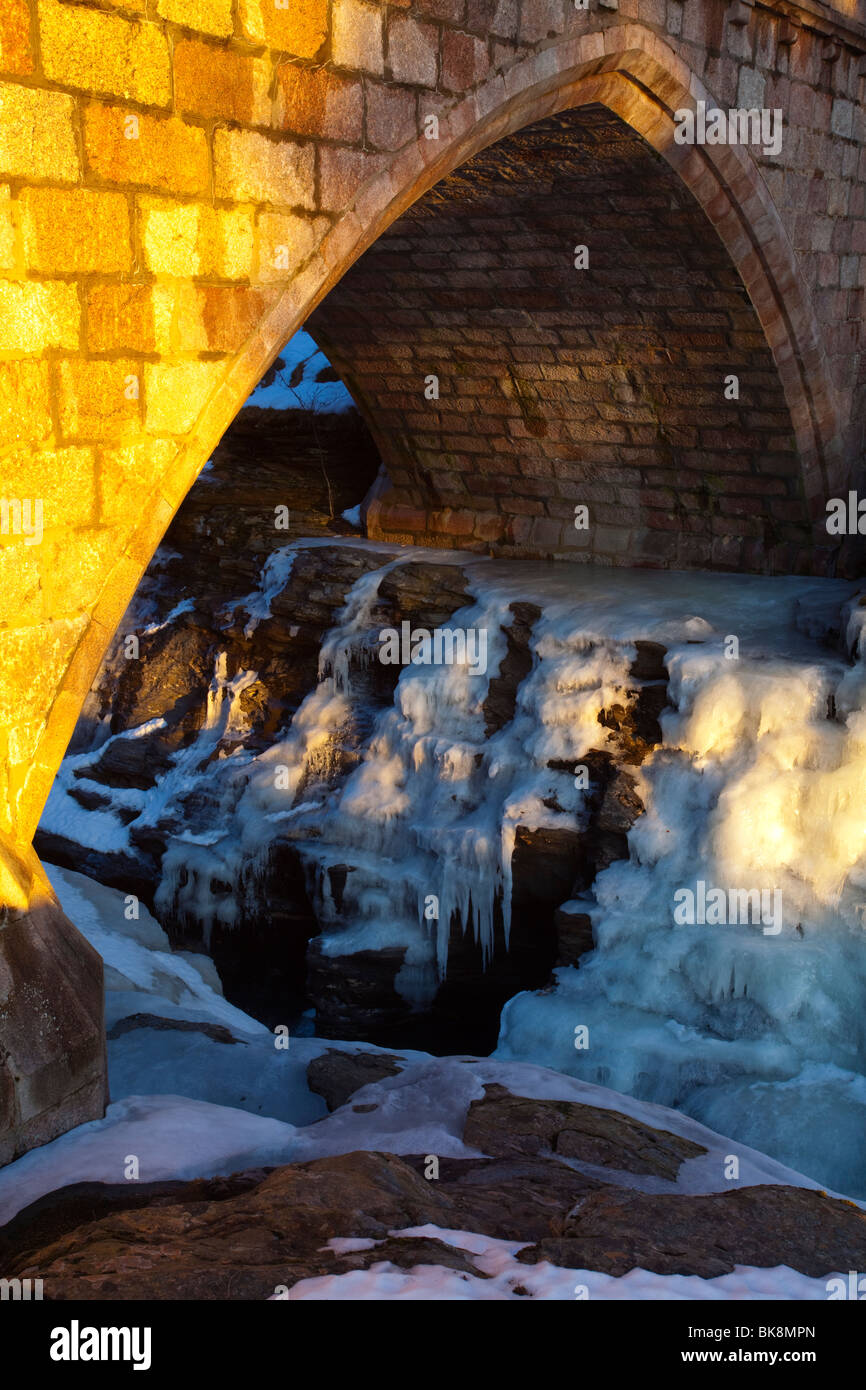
[2,1067,863,1300]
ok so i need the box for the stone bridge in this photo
[0,0,865,1162]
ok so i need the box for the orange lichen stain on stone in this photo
[174,39,271,125]
[20,187,131,274]
[277,65,363,141]
[239,0,328,58]
[0,0,34,77]
[83,102,210,198]
[177,285,277,353]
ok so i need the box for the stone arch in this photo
[243,33,842,489]
[307,102,812,567]
[24,24,843,856]
[200,31,842,522]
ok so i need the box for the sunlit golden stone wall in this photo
[0,0,863,878]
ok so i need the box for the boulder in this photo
[463,1084,707,1180]
[306,1049,405,1111]
[517,1182,866,1280]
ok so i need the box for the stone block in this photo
[213,128,315,208]
[38,0,171,106]
[174,40,271,125]
[83,102,210,197]
[332,0,384,75]
[0,280,80,353]
[277,66,363,141]
[20,187,131,274]
[0,81,79,182]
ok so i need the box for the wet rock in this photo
[463,1085,707,1181]
[66,786,113,812]
[483,602,541,736]
[106,1015,245,1046]
[597,767,644,836]
[630,640,669,682]
[306,1049,405,1111]
[373,562,473,632]
[560,750,646,883]
[598,687,668,766]
[539,652,670,918]
[307,890,561,1056]
[306,941,413,1043]
[75,737,176,792]
[512,825,586,913]
[426,906,558,1056]
[517,1183,866,1280]
[553,903,595,966]
[349,559,478,703]
[190,839,319,1033]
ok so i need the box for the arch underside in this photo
[310,104,814,574]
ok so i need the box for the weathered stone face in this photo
[0,835,106,1168]
[0,0,864,1161]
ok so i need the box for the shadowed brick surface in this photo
[312,106,810,571]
